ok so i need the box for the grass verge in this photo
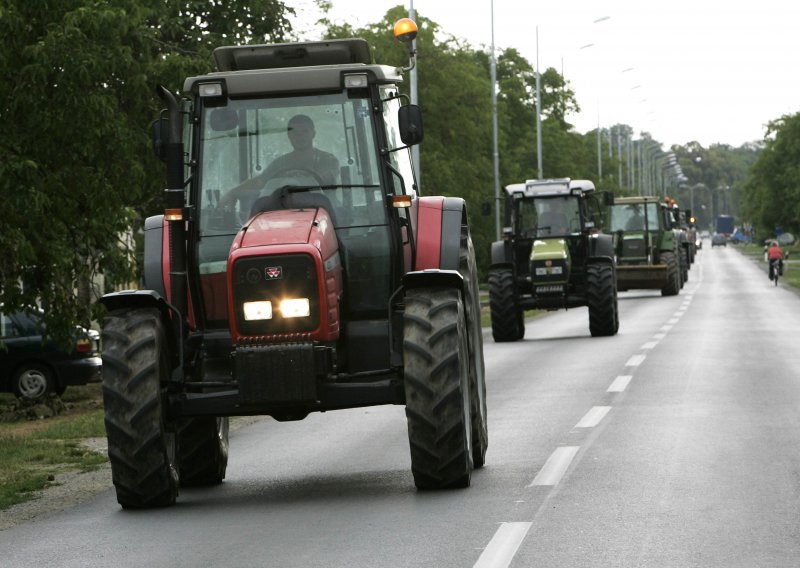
[0,384,108,510]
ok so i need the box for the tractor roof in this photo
[184,38,402,97]
[612,196,664,205]
[504,178,596,198]
[214,39,373,71]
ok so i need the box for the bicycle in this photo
[769,258,783,286]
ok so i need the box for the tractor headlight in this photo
[280,298,311,318]
[243,301,273,321]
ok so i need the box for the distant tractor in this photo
[488,178,619,341]
[99,20,487,509]
[607,196,683,296]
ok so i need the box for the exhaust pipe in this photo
[156,85,187,325]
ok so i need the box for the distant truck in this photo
[716,215,735,236]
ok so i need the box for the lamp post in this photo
[409,2,420,185]
[535,26,543,179]
[490,0,501,239]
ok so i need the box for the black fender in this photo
[143,214,168,298]
[440,197,467,270]
[490,239,513,267]
[402,269,465,294]
[99,289,183,373]
[587,256,615,266]
[588,233,615,260]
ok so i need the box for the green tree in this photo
[0,0,293,342]
[741,114,800,237]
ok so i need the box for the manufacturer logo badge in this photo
[265,266,283,280]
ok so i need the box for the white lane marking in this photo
[608,375,633,392]
[676,309,686,315]
[529,446,580,486]
[668,318,680,324]
[626,354,646,367]
[473,522,533,568]
[575,406,611,428]
[641,341,658,350]
[661,325,673,332]
[653,333,666,340]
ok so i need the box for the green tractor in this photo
[607,196,683,296]
[488,178,619,341]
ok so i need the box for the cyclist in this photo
[767,241,784,281]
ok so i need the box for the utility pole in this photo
[535,26,543,179]
[490,0,501,239]
[409,2,420,186]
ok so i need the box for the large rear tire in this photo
[660,251,680,296]
[488,268,524,342]
[459,230,488,469]
[178,416,229,487]
[680,247,689,286]
[101,308,179,509]
[587,263,619,337]
[403,287,473,489]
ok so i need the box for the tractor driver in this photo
[537,200,570,236]
[625,206,645,231]
[218,114,340,210]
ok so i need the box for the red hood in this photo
[238,209,318,248]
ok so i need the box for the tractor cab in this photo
[145,37,427,378]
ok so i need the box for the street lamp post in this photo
[535,26,543,179]
[409,2,420,185]
[490,0,501,240]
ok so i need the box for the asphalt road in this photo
[3,244,800,567]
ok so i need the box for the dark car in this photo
[711,234,727,247]
[0,309,101,401]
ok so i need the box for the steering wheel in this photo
[261,166,326,192]
[212,167,328,228]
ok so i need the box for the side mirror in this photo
[481,200,491,216]
[151,115,168,161]
[603,191,615,206]
[398,104,423,146]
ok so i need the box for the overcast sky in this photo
[289,0,800,149]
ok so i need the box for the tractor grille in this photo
[530,259,568,283]
[235,342,317,403]
[621,237,646,258]
[232,254,319,336]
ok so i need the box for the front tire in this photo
[459,230,488,469]
[488,268,524,342]
[587,263,619,337]
[102,308,179,509]
[660,252,680,296]
[403,287,473,489]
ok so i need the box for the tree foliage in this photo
[740,114,800,237]
[0,0,293,342]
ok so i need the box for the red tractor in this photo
[99,20,487,508]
